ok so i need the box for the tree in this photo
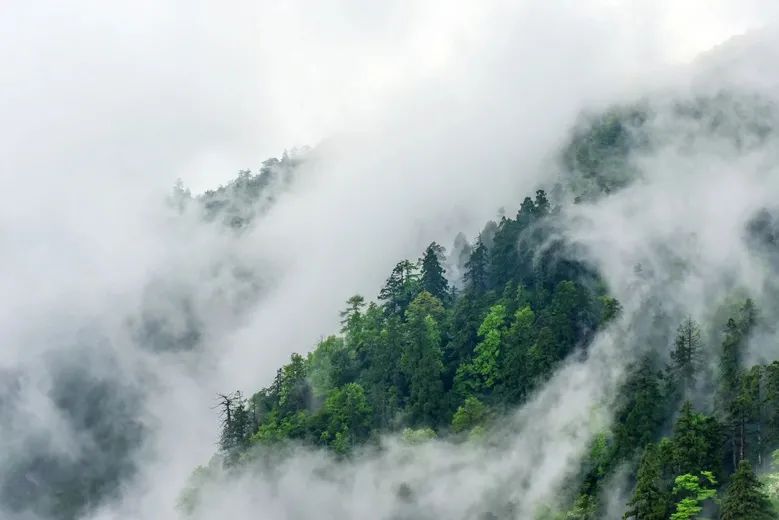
[277,353,311,416]
[420,242,450,303]
[339,294,366,333]
[402,292,446,425]
[671,402,723,478]
[308,336,354,399]
[451,396,488,433]
[614,356,665,461]
[464,237,489,293]
[720,460,775,520]
[764,363,779,449]
[469,304,507,391]
[624,444,671,520]
[534,189,550,217]
[217,391,252,460]
[670,318,704,393]
[497,304,536,404]
[669,471,717,520]
[320,383,373,454]
[379,260,419,315]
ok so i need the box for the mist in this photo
[3,1,779,519]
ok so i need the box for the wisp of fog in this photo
[2,1,779,519]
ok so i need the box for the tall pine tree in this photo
[720,460,775,520]
[419,242,450,303]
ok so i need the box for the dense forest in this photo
[177,94,779,519]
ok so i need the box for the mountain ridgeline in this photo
[185,92,779,519]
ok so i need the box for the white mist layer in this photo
[2,2,779,520]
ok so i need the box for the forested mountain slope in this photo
[180,91,779,519]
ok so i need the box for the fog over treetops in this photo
[3,2,779,519]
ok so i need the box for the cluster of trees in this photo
[567,300,779,519]
[171,149,308,229]
[215,190,617,459]
[208,188,779,518]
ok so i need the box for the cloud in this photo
[2,1,779,519]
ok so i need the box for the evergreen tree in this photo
[720,460,775,520]
[379,260,419,315]
[217,391,252,461]
[670,317,704,393]
[469,303,507,391]
[497,304,536,404]
[339,294,366,333]
[402,292,446,425]
[534,189,550,217]
[451,396,488,433]
[623,444,671,520]
[464,237,489,293]
[420,242,450,303]
[671,402,723,478]
[320,383,373,454]
[614,356,665,461]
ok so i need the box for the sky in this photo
[3,1,779,519]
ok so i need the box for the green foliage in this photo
[669,471,717,520]
[465,304,508,392]
[670,317,704,393]
[671,402,722,478]
[562,105,647,199]
[613,356,666,461]
[624,444,671,520]
[401,427,437,444]
[720,460,775,520]
[319,383,373,454]
[420,242,450,303]
[452,396,488,433]
[402,292,446,425]
[379,260,420,315]
[764,450,779,510]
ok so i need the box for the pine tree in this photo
[379,260,419,315]
[217,391,252,461]
[464,237,488,293]
[614,356,665,461]
[720,460,775,520]
[670,317,703,393]
[671,402,723,478]
[419,242,450,303]
[402,292,446,425]
[534,189,550,217]
[624,444,670,520]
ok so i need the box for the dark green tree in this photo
[402,292,446,425]
[613,356,665,461]
[379,260,419,315]
[464,237,489,293]
[670,317,703,393]
[623,444,671,520]
[319,383,373,454]
[671,402,723,478]
[420,242,450,303]
[218,391,252,461]
[720,460,775,520]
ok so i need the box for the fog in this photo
[2,1,779,519]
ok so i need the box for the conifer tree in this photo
[670,317,703,393]
[624,444,670,520]
[379,260,419,315]
[402,292,446,425]
[419,242,450,303]
[464,237,488,293]
[720,460,775,520]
